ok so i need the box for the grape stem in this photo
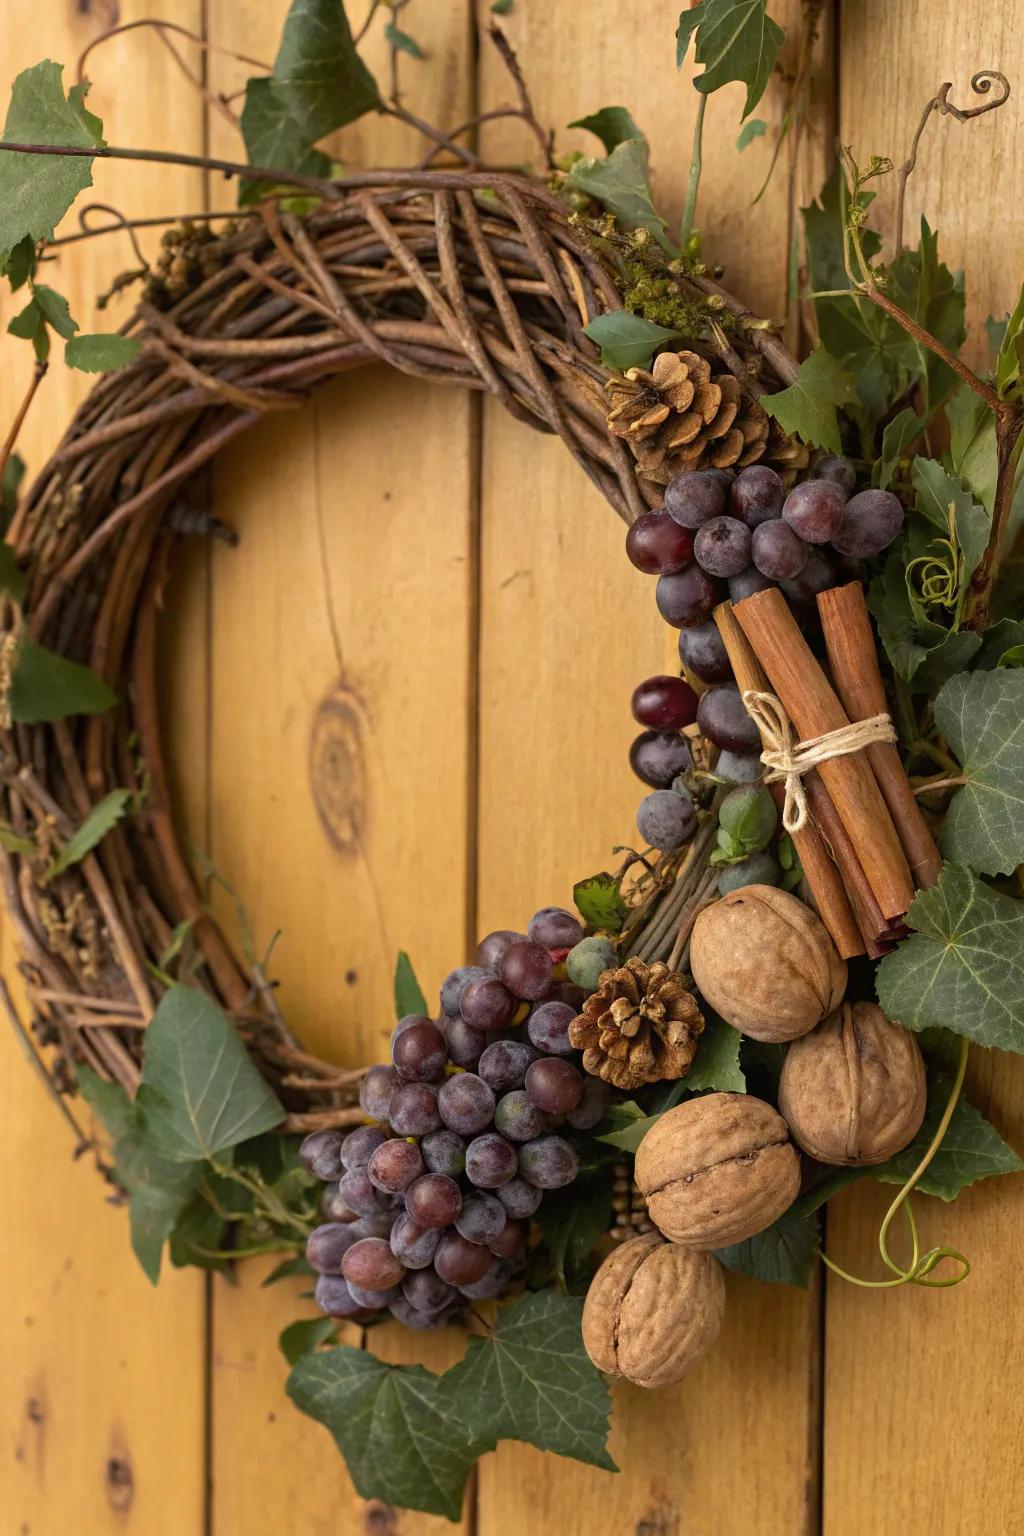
[680,92,707,249]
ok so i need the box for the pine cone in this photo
[569,957,704,1092]
[609,1162,656,1243]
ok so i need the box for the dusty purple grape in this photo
[830,488,904,557]
[306,1222,360,1274]
[678,621,733,683]
[751,518,809,580]
[664,469,727,528]
[636,789,698,851]
[729,464,784,527]
[629,730,691,789]
[694,515,752,578]
[656,565,721,628]
[388,1081,442,1137]
[782,479,846,543]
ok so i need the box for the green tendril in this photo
[819,1035,971,1291]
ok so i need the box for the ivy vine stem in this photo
[680,92,707,249]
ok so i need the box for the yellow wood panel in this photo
[0,5,208,1534]
[826,7,1024,1530]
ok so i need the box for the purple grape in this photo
[631,675,699,731]
[403,1267,458,1314]
[306,1222,359,1274]
[320,1182,358,1223]
[392,1018,447,1082]
[439,965,492,1017]
[475,929,527,967]
[434,1231,494,1286]
[815,454,857,499]
[779,547,836,604]
[444,1013,487,1068]
[629,730,692,789]
[518,1135,579,1190]
[490,1218,528,1259]
[499,940,553,1002]
[524,1057,585,1116]
[342,1237,405,1292]
[656,565,721,628]
[298,1130,345,1182]
[636,789,698,851]
[359,1066,397,1123]
[340,1126,388,1171]
[548,980,586,1011]
[678,621,732,683]
[528,906,584,952]
[728,566,775,602]
[493,1089,547,1142]
[457,1257,514,1300]
[438,1072,496,1135]
[664,469,727,529]
[830,488,904,557]
[751,519,809,580]
[465,1132,518,1188]
[388,1081,442,1137]
[716,749,763,784]
[730,465,784,527]
[461,976,516,1032]
[782,479,846,544]
[421,1128,467,1177]
[314,1274,373,1319]
[703,468,735,492]
[367,1138,424,1194]
[478,1038,538,1094]
[339,1166,387,1218]
[496,1177,543,1218]
[391,1013,424,1045]
[347,1277,401,1307]
[405,1173,463,1228]
[526,1000,576,1055]
[455,1192,507,1246]
[390,1212,443,1269]
[566,1076,611,1130]
[388,1295,454,1329]
[697,684,761,753]
[625,512,695,575]
[349,1210,397,1240]
[694,515,752,578]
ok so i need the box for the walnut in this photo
[634,1092,800,1247]
[690,884,847,1042]
[779,1001,927,1166]
[582,1231,725,1389]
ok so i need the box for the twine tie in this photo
[740,689,897,833]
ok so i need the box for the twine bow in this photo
[741,689,897,833]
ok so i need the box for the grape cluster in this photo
[301,910,610,1331]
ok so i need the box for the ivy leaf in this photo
[565,139,674,251]
[676,0,786,119]
[439,1292,616,1471]
[287,1346,484,1520]
[686,1010,746,1092]
[875,407,924,490]
[911,457,989,604]
[394,949,427,1020]
[934,669,1024,875]
[0,543,27,603]
[45,788,132,881]
[279,1316,337,1365]
[167,1191,230,1272]
[975,618,1024,672]
[534,1175,611,1289]
[10,639,117,723]
[876,865,1024,1052]
[875,1068,1023,1200]
[383,22,425,59]
[65,333,141,372]
[760,347,857,454]
[0,63,105,263]
[573,871,627,932]
[736,117,767,151]
[596,1103,661,1153]
[583,311,683,371]
[715,1204,819,1286]
[568,107,645,155]
[136,985,285,1163]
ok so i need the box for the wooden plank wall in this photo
[0,3,1022,1534]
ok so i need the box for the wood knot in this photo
[309,687,367,855]
[105,1453,134,1512]
[363,1503,398,1534]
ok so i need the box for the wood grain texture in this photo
[0,6,209,1534]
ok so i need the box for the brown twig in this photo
[895,72,1010,256]
[0,360,47,488]
[487,24,556,169]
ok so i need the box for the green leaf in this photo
[9,639,117,723]
[3,235,36,290]
[287,1346,483,1520]
[934,669,1024,875]
[136,985,285,1163]
[875,1067,1023,1201]
[686,1010,746,1092]
[568,107,645,155]
[168,1191,230,1272]
[677,0,786,119]
[383,21,425,59]
[715,1204,819,1285]
[975,618,1024,672]
[279,1316,337,1365]
[77,1064,138,1143]
[583,311,683,371]
[736,117,767,150]
[0,63,105,263]
[33,283,76,337]
[1,452,24,534]
[7,294,49,361]
[759,347,857,454]
[596,1105,662,1153]
[534,1175,611,1289]
[911,457,989,600]
[394,950,427,1020]
[876,865,1024,1052]
[0,542,27,603]
[263,1250,314,1286]
[491,0,513,11]
[565,139,674,251]
[995,282,1024,398]
[0,823,36,856]
[573,871,628,932]
[875,408,924,490]
[46,787,132,880]
[440,1292,616,1471]
[65,332,141,372]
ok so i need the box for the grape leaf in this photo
[676,0,786,119]
[760,347,857,454]
[573,870,627,932]
[136,985,285,1163]
[876,865,1024,1052]
[394,949,427,1020]
[287,1346,484,1520]
[875,1068,1023,1201]
[715,1204,819,1285]
[911,458,989,613]
[975,618,1024,672]
[439,1291,616,1471]
[565,139,674,251]
[568,107,645,154]
[875,407,924,490]
[46,787,132,880]
[279,1316,337,1365]
[686,1010,746,1092]
[533,1175,611,1289]
[934,669,1024,876]
[0,63,104,262]
[583,311,683,371]
[10,640,117,722]
[736,117,767,150]
[65,333,141,372]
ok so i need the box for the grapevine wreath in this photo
[2,0,1024,1521]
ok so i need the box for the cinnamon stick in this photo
[817,583,943,889]
[803,775,896,960]
[713,601,864,959]
[733,588,915,922]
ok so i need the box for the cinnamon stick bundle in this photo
[713,601,865,959]
[817,583,942,890]
[733,588,915,922]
